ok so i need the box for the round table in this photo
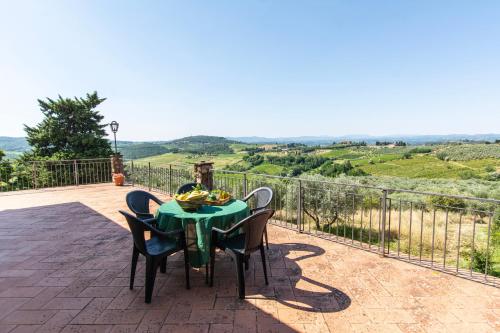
[155,200,249,267]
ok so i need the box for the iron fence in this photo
[2,158,498,286]
[124,161,193,195]
[212,169,500,286]
[0,158,112,192]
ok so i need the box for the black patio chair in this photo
[209,209,274,299]
[119,210,190,303]
[176,182,207,194]
[242,187,273,249]
[126,190,164,221]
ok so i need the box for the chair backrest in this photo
[177,182,207,194]
[119,210,148,254]
[247,187,273,211]
[126,190,156,218]
[241,209,274,253]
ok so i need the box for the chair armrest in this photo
[140,220,184,239]
[141,217,157,225]
[249,207,267,214]
[211,219,246,236]
[150,196,164,206]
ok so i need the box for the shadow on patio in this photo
[0,184,499,333]
[0,200,350,332]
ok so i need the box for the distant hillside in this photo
[0,136,30,152]
[170,135,240,145]
[118,143,171,160]
[231,134,500,145]
[119,135,241,160]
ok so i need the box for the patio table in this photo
[155,200,249,267]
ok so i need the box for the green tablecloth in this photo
[155,200,249,267]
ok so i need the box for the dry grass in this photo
[280,206,497,275]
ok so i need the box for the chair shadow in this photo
[270,242,351,312]
[0,201,350,332]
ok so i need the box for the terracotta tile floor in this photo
[0,184,498,333]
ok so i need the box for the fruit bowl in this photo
[204,189,231,206]
[204,195,232,206]
[175,197,206,211]
[174,189,209,211]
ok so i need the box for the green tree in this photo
[0,150,13,189]
[24,92,112,159]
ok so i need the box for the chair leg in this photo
[244,255,249,271]
[183,245,190,290]
[145,256,158,303]
[264,226,269,249]
[209,247,215,287]
[205,263,209,284]
[130,246,139,290]
[260,244,269,285]
[160,257,167,273]
[236,254,245,299]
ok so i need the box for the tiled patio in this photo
[0,184,498,333]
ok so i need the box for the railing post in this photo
[194,161,214,190]
[32,161,37,189]
[148,162,151,191]
[380,189,388,256]
[131,160,135,187]
[169,164,173,195]
[243,173,247,197]
[74,160,79,186]
[297,180,303,232]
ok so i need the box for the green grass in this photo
[135,153,243,168]
[136,147,499,182]
[250,163,285,175]
[316,148,350,158]
[358,155,499,179]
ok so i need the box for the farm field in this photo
[250,163,285,175]
[135,152,244,168]
[357,155,500,179]
[132,140,500,197]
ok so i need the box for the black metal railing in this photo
[124,161,193,195]
[210,169,500,286]
[2,158,498,286]
[0,158,112,192]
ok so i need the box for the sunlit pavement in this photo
[0,184,498,332]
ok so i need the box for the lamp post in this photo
[109,121,119,155]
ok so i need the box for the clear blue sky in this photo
[1,0,499,141]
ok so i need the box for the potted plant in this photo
[112,173,125,186]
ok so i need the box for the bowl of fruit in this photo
[204,189,232,206]
[174,186,209,211]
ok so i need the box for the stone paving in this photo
[0,184,499,333]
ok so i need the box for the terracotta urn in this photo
[112,173,125,186]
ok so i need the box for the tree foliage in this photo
[24,92,112,159]
[434,144,500,161]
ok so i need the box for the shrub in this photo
[484,165,495,173]
[319,160,356,177]
[347,168,368,176]
[485,172,500,181]
[243,154,264,167]
[409,147,432,154]
[470,248,493,275]
[436,152,448,161]
[427,195,467,210]
[458,170,478,180]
